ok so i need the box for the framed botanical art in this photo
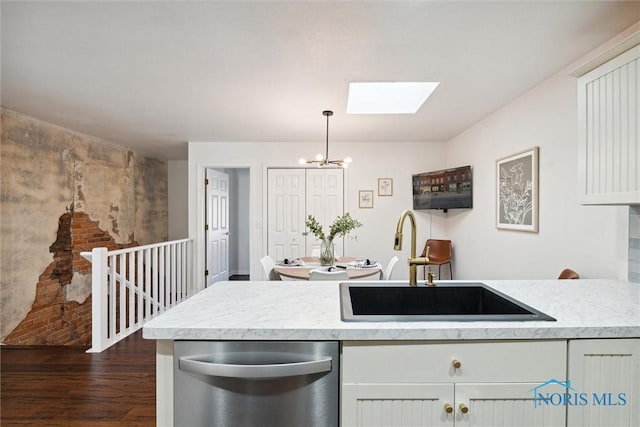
[378,178,393,196]
[496,146,539,232]
[359,190,374,208]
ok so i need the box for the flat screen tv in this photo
[412,165,472,211]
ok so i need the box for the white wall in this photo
[168,160,188,240]
[444,66,628,280]
[188,141,446,286]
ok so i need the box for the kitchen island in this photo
[143,279,640,426]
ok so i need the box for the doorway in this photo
[205,167,250,285]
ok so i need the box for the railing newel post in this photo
[87,247,108,353]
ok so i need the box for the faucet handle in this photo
[426,271,437,286]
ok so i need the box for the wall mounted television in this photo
[412,165,473,212]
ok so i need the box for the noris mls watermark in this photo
[529,379,627,409]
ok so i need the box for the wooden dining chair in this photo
[420,239,453,280]
[558,268,580,279]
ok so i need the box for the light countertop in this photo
[142,279,640,341]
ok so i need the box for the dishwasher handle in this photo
[179,355,332,379]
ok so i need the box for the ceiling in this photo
[2,1,639,161]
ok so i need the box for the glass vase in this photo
[319,238,335,266]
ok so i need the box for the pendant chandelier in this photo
[299,110,352,168]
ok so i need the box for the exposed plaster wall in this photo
[0,109,167,341]
[135,155,169,245]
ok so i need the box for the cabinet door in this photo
[568,339,640,427]
[267,169,306,261]
[577,45,640,205]
[455,383,566,427]
[342,383,454,427]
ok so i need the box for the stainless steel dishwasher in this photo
[174,341,339,426]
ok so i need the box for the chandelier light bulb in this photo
[298,158,307,165]
[343,157,352,164]
[315,153,324,161]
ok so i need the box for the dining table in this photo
[273,256,382,280]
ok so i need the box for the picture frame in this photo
[378,178,393,196]
[496,146,539,232]
[359,190,374,208]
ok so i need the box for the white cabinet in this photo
[267,168,344,262]
[567,338,640,427]
[342,340,567,427]
[577,45,640,205]
[342,383,453,427]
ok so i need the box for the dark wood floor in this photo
[1,330,156,426]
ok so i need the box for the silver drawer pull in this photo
[179,356,332,379]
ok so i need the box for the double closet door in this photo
[267,168,344,261]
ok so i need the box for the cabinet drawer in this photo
[342,340,566,383]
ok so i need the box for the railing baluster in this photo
[109,254,117,340]
[119,253,127,336]
[178,242,184,301]
[165,245,171,307]
[128,251,134,331]
[145,248,151,319]
[137,249,143,324]
[187,240,193,297]
[159,246,165,313]
[153,246,159,316]
[171,245,176,306]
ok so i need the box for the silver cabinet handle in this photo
[179,355,332,379]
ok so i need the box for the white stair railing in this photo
[81,238,193,353]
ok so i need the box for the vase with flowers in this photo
[306,213,363,266]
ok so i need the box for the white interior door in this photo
[267,169,306,261]
[305,168,344,256]
[206,169,229,286]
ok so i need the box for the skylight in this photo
[347,82,440,114]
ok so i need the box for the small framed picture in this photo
[496,146,539,232]
[359,190,374,208]
[378,178,393,196]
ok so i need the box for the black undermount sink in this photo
[340,281,556,322]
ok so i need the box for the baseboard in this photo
[229,269,250,276]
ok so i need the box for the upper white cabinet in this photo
[577,45,640,205]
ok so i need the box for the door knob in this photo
[459,403,469,414]
[444,403,453,414]
[452,359,462,369]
